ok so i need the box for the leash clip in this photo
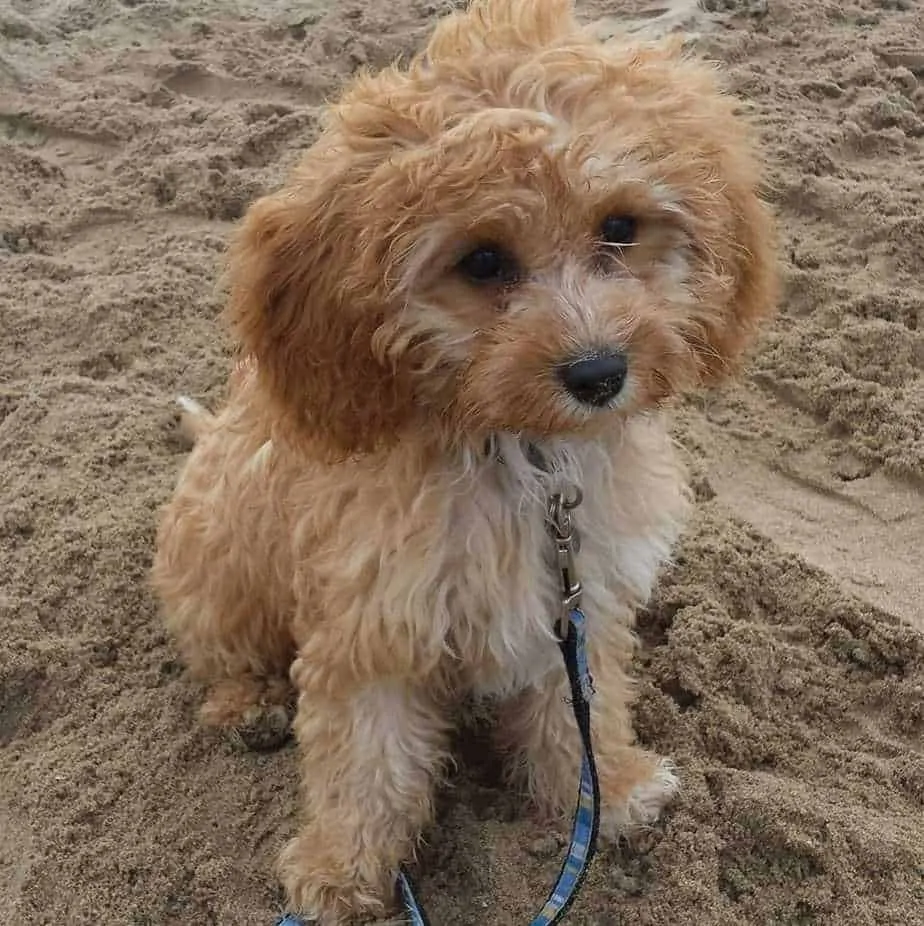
[547,486,584,639]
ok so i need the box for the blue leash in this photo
[277,488,599,925]
[276,608,599,926]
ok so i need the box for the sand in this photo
[1,0,923,923]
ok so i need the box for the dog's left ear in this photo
[693,157,779,385]
[675,88,779,385]
[225,175,416,459]
[707,166,779,380]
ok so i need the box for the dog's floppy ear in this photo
[424,0,576,61]
[649,63,778,386]
[703,169,778,381]
[225,174,416,459]
[688,133,779,385]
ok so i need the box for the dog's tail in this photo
[176,395,215,443]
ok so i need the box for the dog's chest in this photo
[296,422,685,696]
[434,457,587,696]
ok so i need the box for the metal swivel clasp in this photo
[546,486,584,639]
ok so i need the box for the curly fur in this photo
[151,1,777,921]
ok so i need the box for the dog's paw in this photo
[233,702,293,752]
[623,756,680,824]
[599,755,679,840]
[199,675,294,752]
[278,836,393,926]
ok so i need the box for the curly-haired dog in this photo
[152,0,777,920]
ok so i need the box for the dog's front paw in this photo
[598,753,679,841]
[199,675,294,752]
[233,702,293,752]
[278,835,395,926]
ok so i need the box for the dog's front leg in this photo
[498,627,678,839]
[278,654,451,925]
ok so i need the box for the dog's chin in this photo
[458,401,626,448]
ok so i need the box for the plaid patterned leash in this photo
[278,486,600,926]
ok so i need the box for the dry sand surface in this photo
[2,0,924,923]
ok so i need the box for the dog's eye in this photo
[456,245,519,285]
[600,215,638,246]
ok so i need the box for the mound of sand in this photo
[1,0,922,923]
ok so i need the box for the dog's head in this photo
[228,0,777,458]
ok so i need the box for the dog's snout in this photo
[559,351,628,407]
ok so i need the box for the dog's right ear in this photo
[225,178,416,460]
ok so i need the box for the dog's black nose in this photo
[559,352,628,407]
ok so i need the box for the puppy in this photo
[152,0,777,921]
